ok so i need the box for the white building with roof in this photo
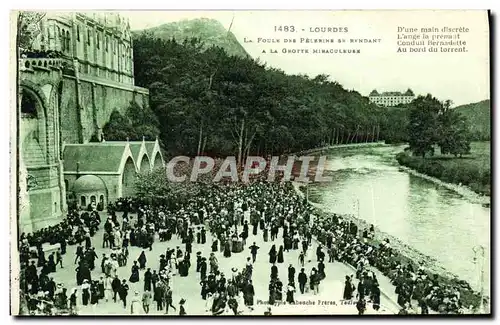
[369,89,415,107]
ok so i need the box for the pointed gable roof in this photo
[144,138,165,168]
[145,142,156,158]
[128,143,143,161]
[63,142,134,173]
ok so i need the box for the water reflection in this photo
[310,146,490,293]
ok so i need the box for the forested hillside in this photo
[103,30,418,161]
[454,100,490,141]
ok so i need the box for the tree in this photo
[407,96,473,158]
[102,110,133,141]
[134,168,170,202]
[407,94,441,158]
[101,102,160,141]
[436,100,472,157]
[381,107,409,144]
[404,88,415,96]
[17,11,46,50]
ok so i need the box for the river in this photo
[307,145,490,295]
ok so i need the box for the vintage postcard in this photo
[10,10,491,316]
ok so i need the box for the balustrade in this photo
[19,58,72,72]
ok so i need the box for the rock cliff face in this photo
[133,18,249,58]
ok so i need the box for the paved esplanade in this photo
[48,213,399,315]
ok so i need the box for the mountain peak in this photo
[133,18,249,58]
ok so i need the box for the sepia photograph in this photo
[10,9,491,316]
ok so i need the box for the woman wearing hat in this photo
[90,280,99,305]
[81,279,90,306]
[268,245,277,264]
[343,275,354,300]
[138,251,147,270]
[129,261,140,283]
[286,283,296,304]
[130,291,141,315]
[211,239,218,253]
[118,279,129,308]
[69,288,78,315]
[223,240,232,258]
[263,225,269,242]
[204,292,214,312]
[277,246,284,264]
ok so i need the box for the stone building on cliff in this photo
[18,12,159,233]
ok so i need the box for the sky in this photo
[123,10,490,106]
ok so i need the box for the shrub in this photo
[427,161,444,178]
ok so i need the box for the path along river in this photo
[306,145,490,296]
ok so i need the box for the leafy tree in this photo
[437,100,472,157]
[407,95,472,158]
[134,168,170,201]
[101,102,160,141]
[407,94,441,158]
[404,88,415,96]
[17,11,46,50]
[102,111,133,141]
[381,107,409,144]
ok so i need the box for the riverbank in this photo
[395,142,491,199]
[292,182,486,314]
[397,165,490,205]
[294,142,388,156]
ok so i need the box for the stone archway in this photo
[153,152,163,170]
[122,157,137,198]
[19,73,65,231]
[19,87,50,233]
[20,88,48,166]
[140,154,150,173]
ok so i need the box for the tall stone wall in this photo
[19,58,149,232]
[60,75,149,144]
[59,77,79,144]
[19,59,66,232]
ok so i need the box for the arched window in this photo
[66,31,70,52]
[122,157,137,197]
[90,195,96,203]
[61,29,66,52]
[21,89,48,166]
[81,196,86,207]
[99,195,104,204]
[21,90,37,118]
